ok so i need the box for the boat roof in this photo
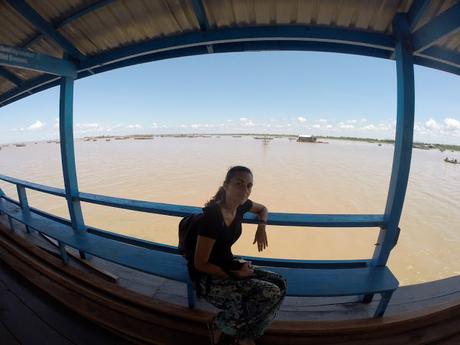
[0,0,459,108]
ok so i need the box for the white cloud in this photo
[346,119,358,124]
[127,124,142,129]
[360,118,367,123]
[444,118,460,131]
[339,122,354,129]
[77,123,99,130]
[239,118,255,127]
[414,122,427,135]
[318,119,328,123]
[312,124,321,128]
[27,120,45,131]
[152,122,158,128]
[362,124,377,130]
[425,118,440,130]
[297,116,307,123]
[73,123,102,134]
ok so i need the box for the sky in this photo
[0,51,459,145]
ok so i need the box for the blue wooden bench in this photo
[0,197,398,317]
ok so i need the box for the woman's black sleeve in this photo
[196,212,220,239]
[239,199,253,214]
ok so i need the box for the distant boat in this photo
[297,135,317,143]
[444,157,459,164]
[15,143,26,147]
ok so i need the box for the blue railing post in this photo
[372,14,415,267]
[16,185,31,233]
[0,187,4,215]
[59,75,87,259]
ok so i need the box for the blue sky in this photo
[1,51,459,144]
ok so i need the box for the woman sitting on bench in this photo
[192,166,287,345]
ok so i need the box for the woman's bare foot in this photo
[212,329,223,344]
[207,318,223,345]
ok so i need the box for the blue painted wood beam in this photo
[407,0,431,32]
[79,42,391,80]
[191,0,210,31]
[0,74,60,107]
[0,44,76,77]
[412,2,460,53]
[413,55,460,75]
[0,67,23,86]
[0,173,384,228]
[0,194,377,267]
[79,26,395,70]
[417,46,460,68]
[372,14,415,267]
[78,191,384,228]
[16,185,31,232]
[59,76,86,234]
[6,0,85,61]
[0,174,66,197]
[191,0,213,53]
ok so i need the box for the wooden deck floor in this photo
[0,260,126,345]
[2,214,460,344]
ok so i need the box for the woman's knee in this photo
[264,272,287,295]
[261,282,282,302]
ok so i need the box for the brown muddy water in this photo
[1,136,459,286]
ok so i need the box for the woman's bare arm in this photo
[250,201,269,251]
[250,201,268,223]
[194,235,230,278]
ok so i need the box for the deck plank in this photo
[0,320,20,345]
[0,282,74,344]
[0,261,125,345]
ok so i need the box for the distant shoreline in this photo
[2,133,459,152]
[87,133,460,152]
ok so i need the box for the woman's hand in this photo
[253,224,268,252]
[230,262,255,279]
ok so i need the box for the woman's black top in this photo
[189,199,253,281]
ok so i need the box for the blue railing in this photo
[0,173,382,269]
[0,174,385,227]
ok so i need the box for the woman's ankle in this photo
[212,329,223,344]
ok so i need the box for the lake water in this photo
[1,136,459,286]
